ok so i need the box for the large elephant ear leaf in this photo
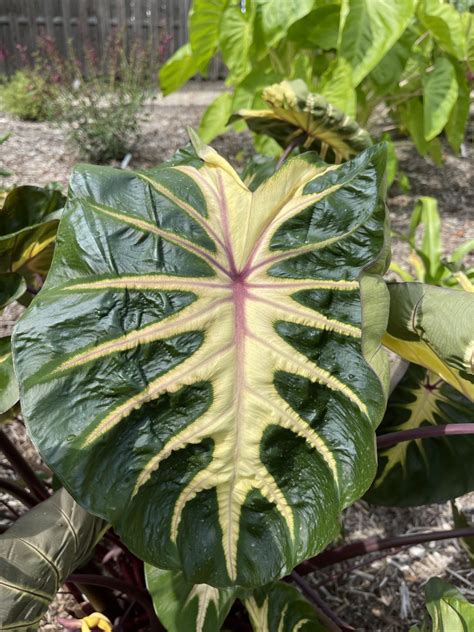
[383,283,474,401]
[0,488,106,631]
[366,364,474,506]
[231,79,372,164]
[424,578,474,631]
[13,141,389,587]
[145,565,238,632]
[0,186,65,301]
[245,582,326,631]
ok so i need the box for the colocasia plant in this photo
[1,128,474,631]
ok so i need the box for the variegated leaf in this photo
[382,283,474,401]
[245,582,326,631]
[367,364,474,506]
[13,140,389,587]
[0,186,65,300]
[145,565,238,632]
[231,79,372,164]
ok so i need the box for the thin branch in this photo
[291,572,355,632]
[377,423,474,450]
[297,527,474,574]
[276,132,307,170]
[0,477,39,507]
[0,429,49,501]
[67,574,165,632]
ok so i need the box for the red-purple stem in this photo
[0,429,50,501]
[296,527,474,574]
[0,477,39,508]
[291,572,355,632]
[276,132,308,170]
[377,423,474,449]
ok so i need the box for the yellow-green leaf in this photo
[423,57,458,141]
[383,283,474,400]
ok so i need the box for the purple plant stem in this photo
[296,527,474,574]
[377,423,474,449]
[0,429,49,501]
[291,572,355,632]
[0,477,39,507]
[67,574,165,632]
[275,132,308,170]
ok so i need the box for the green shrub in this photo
[57,38,157,163]
[60,88,145,163]
[0,70,56,121]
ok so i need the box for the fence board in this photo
[0,0,224,80]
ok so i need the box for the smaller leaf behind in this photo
[245,582,327,632]
[231,79,372,163]
[0,488,106,632]
[367,364,474,506]
[383,283,474,400]
[424,578,474,631]
[145,565,238,632]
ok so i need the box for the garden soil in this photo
[1,83,473,632]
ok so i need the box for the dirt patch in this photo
[0,83,473,631]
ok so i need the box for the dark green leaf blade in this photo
[0,488,106,631]
[145,565,238,632]
[245,582,327,631]
[367,364,474,506]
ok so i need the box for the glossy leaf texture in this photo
[0,185,65,302]
[145,565,237,632]
[0,488,106,631]
[424,578,474,631]
[245,582,326,632]
[0,337,19,415]
[231,79,372,164]
[366,364,474,506]
[13,141,390,587]
[382,283,474,401]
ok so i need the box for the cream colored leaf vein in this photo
[53,295,230,374]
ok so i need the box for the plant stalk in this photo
[377,423,474,449]
[67,573,165,632]
[0,429,49,501]
[296,527,474,574]
[276,132,307,170]
[291,572,355,631]
[0,477,39,507]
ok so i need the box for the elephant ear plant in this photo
[12,134,390,587]
[2,130,474,631]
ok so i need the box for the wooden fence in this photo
[0,0,224,79]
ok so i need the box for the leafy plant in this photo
[13,138,390,587]
[0,184,65,306]
[1,125,474,629]
[159,0,474,161]
[0,70,57,121]
[419,577,474,631]
[390,196,474,289]
[0,488,106,630]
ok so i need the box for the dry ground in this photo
[0,83,473,632]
